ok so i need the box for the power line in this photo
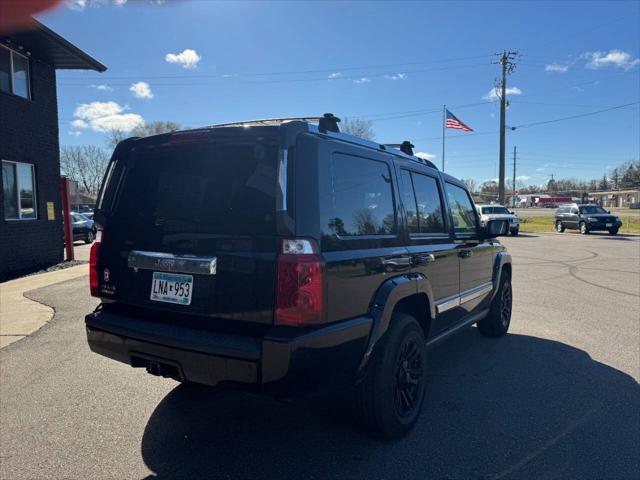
[57,54,493,81]
[512,101,640,129]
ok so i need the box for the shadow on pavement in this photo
[141,329,639,480]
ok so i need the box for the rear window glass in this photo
[400,170,445,234]
[482,206,509,214]
[112,138,279,238]
[321,154,396,237]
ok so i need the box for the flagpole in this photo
[441,105,446,171]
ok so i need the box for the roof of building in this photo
[1,19,106,72]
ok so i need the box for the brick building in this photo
[0,20,105,280]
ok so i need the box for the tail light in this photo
[275,239,325,327]
[89,229,102,297]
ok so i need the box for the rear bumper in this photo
[85,309,372,394]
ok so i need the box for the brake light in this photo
[276,239,325,327]
[89,229,102,297]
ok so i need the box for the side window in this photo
[2,160,37,220]
[323,154,396,236]
[399,170,419,234]
[411,172,445,234]
[445,183,478,236]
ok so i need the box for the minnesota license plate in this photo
[150,272,193,305]
[606,223,612,227]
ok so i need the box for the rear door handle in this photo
[411,254,436,265]
[458,250,472,259]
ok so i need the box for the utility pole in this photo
[496,50,519,205]
[512,145,517,208]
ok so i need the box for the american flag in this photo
[445,110,473,132]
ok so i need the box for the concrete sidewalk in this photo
[0,264,89,348]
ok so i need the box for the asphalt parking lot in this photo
[1,232,638,479]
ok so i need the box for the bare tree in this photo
[342,117,375,140]
[461,178,478,193]
[60,145,110,198]
[106,121,182,149]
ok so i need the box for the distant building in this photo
[588,189,640,208]
[0,20,105,280]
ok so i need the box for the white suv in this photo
[476,204,520,236]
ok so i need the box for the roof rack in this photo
[209,113,342,132]
[385,141,438,170]
[210,117,324,128]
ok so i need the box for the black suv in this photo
[85,115,513,438]
[555,204,622,235]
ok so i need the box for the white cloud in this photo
[165,49,202,69]
[328,72,342,79]
[89,84,113,91]
[545,63,569,73]
[130,81,153,99]
[73,101,144,132]
[71,119,89,129]
[66,0,87,9]
[67,0,127,9]
[516,175,530,182]
[353,77,371,84]
[582,50,640,70]
[68,131,82,137]
[415,151,436,160]
[536,167,545,172]
[483,86,522,101]
[384,73,407,81]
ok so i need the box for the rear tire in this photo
[477,271,512,337]
[579,222,589,235]
[556,221,565,233]
[352,313,427,439]
[510,228,519,236]
[85,231,94,244]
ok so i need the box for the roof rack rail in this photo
[385,141,438,170]
[210,117,324,128]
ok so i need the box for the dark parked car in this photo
[555,204,622,235]
[70,212,95,243]
[85,115,513,438]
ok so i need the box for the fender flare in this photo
[491,251,512,302]
[355,273,435,380]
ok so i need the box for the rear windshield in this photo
[112,138,279,237]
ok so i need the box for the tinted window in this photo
[2,161,17,219]
[411,172,445,233]
[17,163,36,218]
[11,53,29,99]
[0,47,10,93]
[323,154,396,236]
[579,205,607,214]
[2,161,36,220]
[445,183,477,236]
[400,170,419,234]
[113,138,279,243]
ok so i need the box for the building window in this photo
[2,161,37,220]
[0,45,31,99]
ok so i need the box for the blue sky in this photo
[39,0,640,186]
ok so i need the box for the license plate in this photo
[150,272,193,305]
[606,223,612,227]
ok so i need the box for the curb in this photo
[0,264,89,349]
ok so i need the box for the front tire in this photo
[579,222,589,235]
[510,228,519,236]
[353,313,427,439]
[84,231,94,244]
[477,271,512,337]
[609,228,619,235]
[556,221,565,233]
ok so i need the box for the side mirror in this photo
[607,210,611,214]
[483,219,509,239]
